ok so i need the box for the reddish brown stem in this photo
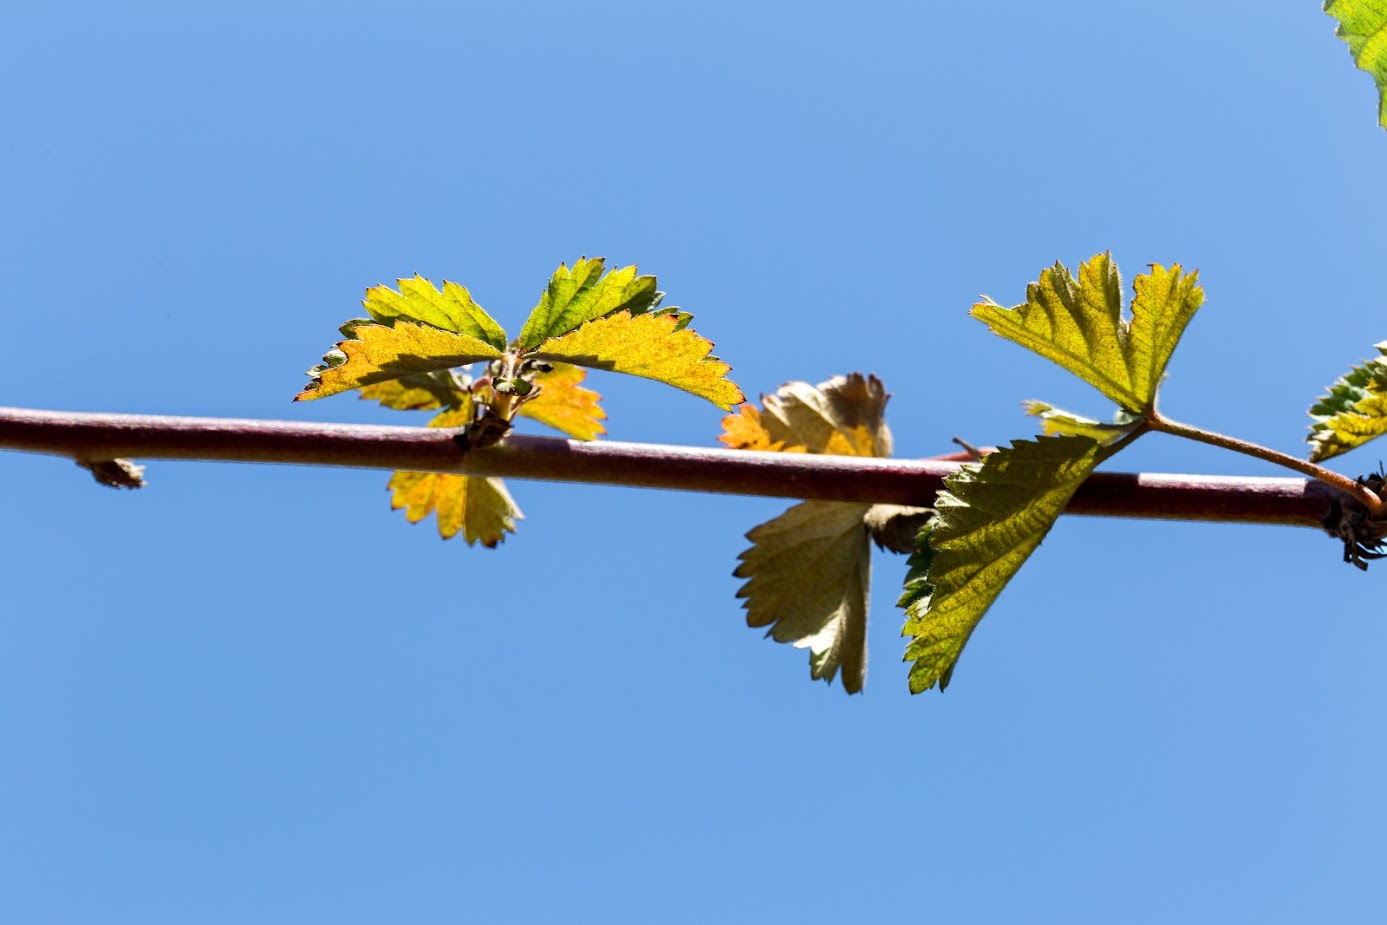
[0,406,1340,528]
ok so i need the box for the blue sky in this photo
[2,2,1385,921]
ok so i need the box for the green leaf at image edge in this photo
[1307,340,1387,461]
[902,435,1106,693]
[1325,0,1387,129]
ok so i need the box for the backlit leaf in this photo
[718,405,799,452]
[296,320,503,401]
[515,362,607,440]
[528,310,743,410]
[972,254,1204,413]
[388,470,522,547]
[1307,341,1387,461]
[386,406,521,547]
[516,257,665,350]
[1022,400,1144,445]
[364,276,508,350]
[1325,0,1387,129]
[903,435,1105,693]
[719,373,890,456]
[735,500,874,693]
[358,369,472,411]
[727,373,922,693]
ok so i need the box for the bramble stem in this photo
[1146,409,1385,516]
[0,405,1342,528]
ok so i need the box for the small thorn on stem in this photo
[951,437,985,462]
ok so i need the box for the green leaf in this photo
[897,520,936,611]
[1307,341,1387,461]
[516,257,665,350]
[386,406,522,547]
[971,254,1204,413]
[514,362,607,440]
[1325,0,1387,129]
[528,310,743,410]
[902,435,1105,693]
[364,276,509,351]
[1022,400,1144,445]
[735,500,875,693]
[295,320,504,401]
[719,373,892,456]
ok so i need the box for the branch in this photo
[0,406,1339,528]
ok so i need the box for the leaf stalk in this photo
[1146,409,1385,516]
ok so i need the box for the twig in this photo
[0,406,1340,527]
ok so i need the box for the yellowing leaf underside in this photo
[364,276,508,350]
[297,321,503,401]
[735,501,874,693]
[903,435,1104,693]
[1307,341,1387,461]
[515,363,607,440]
[529,310,743,410]
[1325,0,1387,128]
[358,369,471,411]
[388,470,522,547]
[972,254,1203,413]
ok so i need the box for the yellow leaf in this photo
[719,373,890,457]
[515,363,606,440]
[527,310,743,410]
[718,405,799,452]
[358,369,472,411]
[382,405,521,547]
[388,470,522,547]
[296,321,503,401]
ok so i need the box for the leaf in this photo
[896,521,935,612]
[902,435,1105,693]
[296,320,503,401]
[516,257,665,350]
[363,276,509,350]
[386,406,522,547]
[515,362,607,440]
[726,373,916,693]
[1022,400,1144,445]
[1307,341,1387,461]
[718,373,891,456]
[528,310,743,410]
[389,470,522,547]
[1325,0,1387,129]
[735,501,875,693]
[358,369,472,411]
[863,504,932,554]
[972,254,1204,413]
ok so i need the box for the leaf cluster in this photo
[297,258,742,546]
